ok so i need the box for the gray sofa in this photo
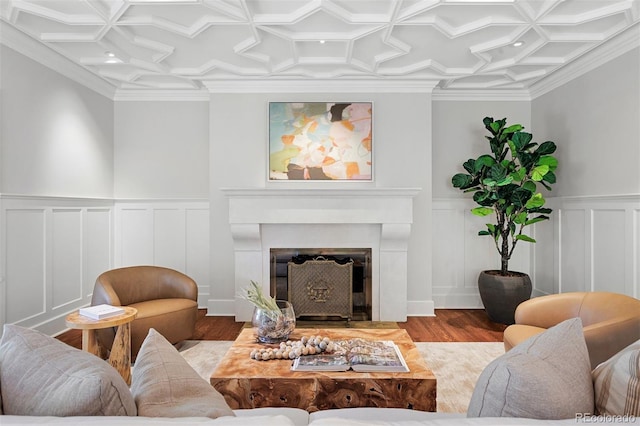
[1,319,638,425]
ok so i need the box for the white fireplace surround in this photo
[222,188,421,321]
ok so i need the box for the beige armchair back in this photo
[503,291,640,369]
[91,266,199,359]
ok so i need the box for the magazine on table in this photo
[78,304,125,320]
[291,338,409,372]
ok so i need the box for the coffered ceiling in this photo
[1,0,639,95]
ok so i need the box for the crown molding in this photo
[113,89,210,102]
[529,23,640,100]
[431,89,531,101]
[0,23,116,100]
[202,79,439,94]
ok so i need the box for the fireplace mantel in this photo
[222,187,421,321]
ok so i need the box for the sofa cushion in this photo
[131,328,235,418]
[0,324,136,416]
[467,317,593,419]
[593,338,640,416]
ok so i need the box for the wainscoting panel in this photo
[559,208,588,293]
[555,196,639,297]
[5,208,46,324]
[51,209,83,309]
[432,195,639,308]
[114,200,210,307]
[0,196,113,335]
[84,209,113,298]
[593,209,626,294]
[431,199,528,308]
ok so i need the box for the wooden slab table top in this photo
[210,328,436,412]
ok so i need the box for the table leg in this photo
[109,323,132,385]
[81,329,99,355]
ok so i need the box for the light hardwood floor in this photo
[56,309,506,349]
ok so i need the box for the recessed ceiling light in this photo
[512,41,525,47]
[105,51,116,57]
[319,40,326,44]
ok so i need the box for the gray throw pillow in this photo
[131,328,235,418]
[0,324,136,416]
[593,338,640,416]
[467,317,594,419]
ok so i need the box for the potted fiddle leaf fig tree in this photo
[452,117,558,324]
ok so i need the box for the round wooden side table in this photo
[65,306,137,385]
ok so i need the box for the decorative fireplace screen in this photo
[287,256,353,319]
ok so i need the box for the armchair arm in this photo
[91,278,122,307]
[514,292,586,328]
[583,315,640,369]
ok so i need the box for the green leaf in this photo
[516,234,536,243]
[504,124,524,134]
[463,159,476,174]
[523,181,537,192]
[488,163,508,180]
[510,131,532,150]
[510,168,526,182]
[512,187,533,207]
[538,155,558,170]
[496,176,514,186]
[514,212,528,224]
[531,165,550,181]
[536,141,557,155]
[531,207,552,214]
[525,193,545,209]
[473,190,495,206]
[525,216,549,225]
[471,207,493,217]
[483,177,497,187]
[474,155,495,173]
[542,170,556,184]
[452,173,473,188]
[486,223,496,234]
[478,230,491,236]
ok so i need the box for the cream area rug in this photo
[177,340,504,414]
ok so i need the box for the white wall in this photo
[532,47,640,197]
[0,45,114,333]
[0,46,114,198]
[532,47,640,298]
[114,100,209,199]
[208,92,433,316]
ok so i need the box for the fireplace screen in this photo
[288,256,353,319]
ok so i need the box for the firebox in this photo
[270,248,372,320]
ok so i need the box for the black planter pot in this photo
[478,270,532,325]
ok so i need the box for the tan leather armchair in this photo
[503,291,640,369]
[91,266,199,359]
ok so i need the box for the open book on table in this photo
[291,338,409,372]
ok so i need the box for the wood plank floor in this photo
[56,309,506,349]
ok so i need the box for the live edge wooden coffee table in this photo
[210,328,436,412]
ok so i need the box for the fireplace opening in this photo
[270,248,372,321]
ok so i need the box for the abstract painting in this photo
[269,102,372,180]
